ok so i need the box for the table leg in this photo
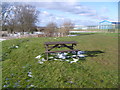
[45,44,49,60]
[76,51,78,55]
[46,53,48,60]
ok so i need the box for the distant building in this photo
[112,21,120,29]
[73,25,88,30]
[87,25,99,29]
[74,25,100,30]
[99,20,120,29]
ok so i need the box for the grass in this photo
[1,33,118,88]
[70,32,119,37]
[71,29,118,31]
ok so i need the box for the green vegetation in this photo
[1,33,118,88]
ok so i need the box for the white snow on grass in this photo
[28,74,33,77]
[28,71,33,77]
[54,59,58,60]
[35,51,86,64]
[15,45,19,48]
[66,60,70,62]
[35,55,41,59]
[30,85,34,87]
[62,56,66,59]
[70,58,79,63]
[38,61,44,64]
[78,54,85,57]
[72,55,77,58]
[49,57,54,59]
[63,52,68,55]
[57,53,66,59]
[3,85,8,87]
[68,35,77,36]
[9,45,19,49]
[41,58,47,61]
[35,55,46,64]
[77,51,85,54]
[0,38,6,42]
[73,58,79,61]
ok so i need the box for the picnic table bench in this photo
[44,41,79,60]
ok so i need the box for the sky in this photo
[2,0,119,26]
[32,2,118,26]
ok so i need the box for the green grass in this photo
[70,32,118,37]
[1,33,118,88]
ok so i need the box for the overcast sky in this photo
[2,0,119,26]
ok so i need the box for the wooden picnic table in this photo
[44,41,79,60]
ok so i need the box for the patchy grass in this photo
[1,33,118,88]
[70,32,118,37]
[100,33,118,37]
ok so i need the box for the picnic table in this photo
[44,41,79,60]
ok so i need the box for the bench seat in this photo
[45,50,80,53]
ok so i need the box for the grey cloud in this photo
[19,2,110,25]
[8,2,110,21]
[25,2,97,17]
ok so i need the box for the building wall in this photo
[99,20,117,29]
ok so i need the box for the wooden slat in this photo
[44,41,77,45]
[45,50,80,53]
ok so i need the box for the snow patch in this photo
[28,71,33,77]
[35,50,86,64]
[35,55,41,59]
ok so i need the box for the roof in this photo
[112,22,120,24]
[100,20,120,24]
[99,20,112,24]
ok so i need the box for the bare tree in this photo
[45,22,57,37]
[2,3,39,34]
[1,3,16,33]
[15,4,39,34]
[59,20,74,37]
[1,2,9,29]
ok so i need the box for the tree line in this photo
[2,3,74,37]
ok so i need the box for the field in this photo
[1,32,118,88]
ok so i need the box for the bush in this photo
[2,34,8,37]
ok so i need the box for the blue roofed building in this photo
[99,20,120,29]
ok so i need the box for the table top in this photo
[44,41,77,45]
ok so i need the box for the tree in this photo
[1,3,39,34]
[1,3,15,32]
[45,22,57,37]
[60,20,74,37]
[1,2,10,28]
[15,4,39,34]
